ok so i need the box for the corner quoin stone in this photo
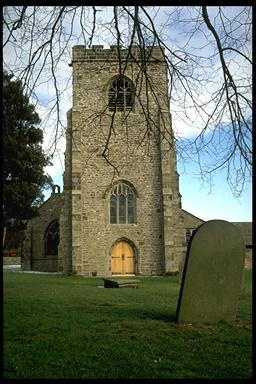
[176,220,245,324]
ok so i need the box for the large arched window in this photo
[110,183,136,224]
[108,76,134,112]
[45,220,59,256]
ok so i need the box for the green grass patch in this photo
[3,270,252,379]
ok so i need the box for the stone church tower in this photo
[58,45,185,276]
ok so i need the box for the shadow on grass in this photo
[138,310,177,323]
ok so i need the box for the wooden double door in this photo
[111,241,135,275]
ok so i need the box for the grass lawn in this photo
[3,270,252,379]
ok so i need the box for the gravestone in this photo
[102,278,139,288]
[176,220,245,324]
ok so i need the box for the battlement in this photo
[71,45,165,63]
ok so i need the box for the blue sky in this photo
[4,6,252,223]
[178,162,252,223]
[41,6,252,223]
[174,120,252,222]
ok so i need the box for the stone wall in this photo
[3,257,21,265]
[59,45,185,275]
[182,209,204,229]
[58,110,73,273]
[244,248,252,269]
[232,222,252,270]
[22,192,63,272]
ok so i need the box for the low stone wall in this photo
[3,256,21,265]
[245,248,252,270]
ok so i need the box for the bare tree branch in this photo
[2,6,252,197]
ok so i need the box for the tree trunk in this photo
[3,226,7,248]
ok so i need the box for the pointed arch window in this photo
[45,220,59,256]
[110,183,136,224]
[108,76,134,112]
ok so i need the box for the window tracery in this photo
[110,182,136,224]
[108,76,134,112]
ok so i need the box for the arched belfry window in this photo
[108,76,134,112]
[110,183,136,224]
[45,220,60,256]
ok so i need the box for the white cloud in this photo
[3,6,251,208]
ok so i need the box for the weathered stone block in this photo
[176,220,245,324]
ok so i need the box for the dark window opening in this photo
[45,221,59,256]
[110,195,117,224]
[119,194,126,224]
[185,228,195,244]
[108,76,134,112]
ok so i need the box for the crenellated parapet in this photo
[71,45,165,64]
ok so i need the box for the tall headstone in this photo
[176,220,245,324]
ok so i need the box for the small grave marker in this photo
[103,278,139,288]
[176,220,245,324]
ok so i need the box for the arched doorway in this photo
[111,240,136,275]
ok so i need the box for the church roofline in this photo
[181,209,205,223]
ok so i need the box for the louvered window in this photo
[108,76,134,112]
